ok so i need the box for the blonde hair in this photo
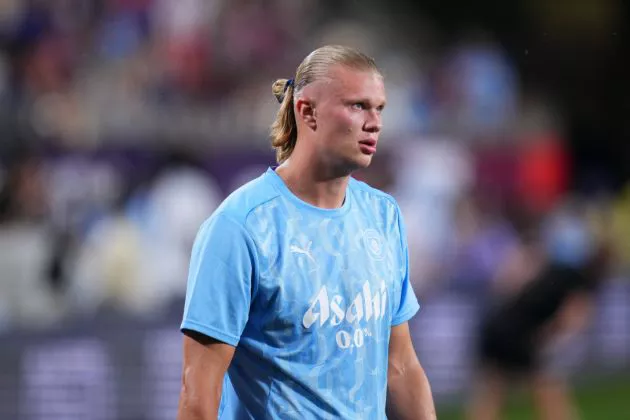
[270,45,380,163]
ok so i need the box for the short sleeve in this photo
[181,212,258,346]
[391,206,421,326]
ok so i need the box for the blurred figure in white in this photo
[393,136,474,293]
[69,156,221,317]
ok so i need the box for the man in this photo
[177,45,436,419]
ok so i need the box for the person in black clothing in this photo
[467,226,610,420]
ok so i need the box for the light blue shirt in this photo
[181,168,420,419]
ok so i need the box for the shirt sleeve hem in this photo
[391,301,421,326]
[180,320,240,347]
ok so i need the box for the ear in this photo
[295,98,317,130]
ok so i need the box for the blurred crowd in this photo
[0,0,628,341]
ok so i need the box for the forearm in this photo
[176,373,221,420]
[177,342,223,420]
[177,384,220,420]
[177,332,233,420]
[386,362,436,420]
[177,398,218,420]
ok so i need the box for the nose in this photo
[364,110,382,133]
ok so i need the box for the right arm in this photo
[177,331,235,420]
[176,213,257,419]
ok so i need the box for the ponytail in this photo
[270,79,297,163]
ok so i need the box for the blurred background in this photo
[0,0,628,419]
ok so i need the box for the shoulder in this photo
[349,177,401,215]
[207,170,281,227]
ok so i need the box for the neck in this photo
[275,150,350,210]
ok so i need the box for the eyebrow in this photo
[343,97,387,107]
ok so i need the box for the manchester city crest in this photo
[362,229,385,261]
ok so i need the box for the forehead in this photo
[317,65,385,102]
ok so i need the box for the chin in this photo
[327,153,373,176]
[347,154,373,172]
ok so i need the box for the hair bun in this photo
[272,79,289,103]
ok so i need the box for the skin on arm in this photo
[386,322,437,420]
[177,330,236,420]
[550,292,593,336]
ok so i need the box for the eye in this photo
[376,105,385,113]
[351,102,366,111]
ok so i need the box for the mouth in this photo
[358,139,377,155]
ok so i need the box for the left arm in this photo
[386,322,436,420]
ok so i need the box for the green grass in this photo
[437,377,630,420]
